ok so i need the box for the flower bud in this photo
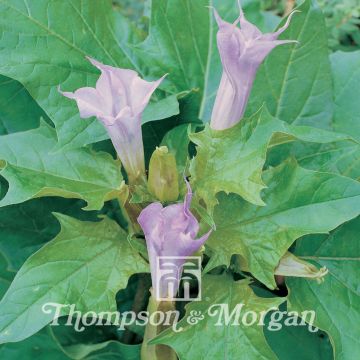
[275,252,328,284]
[147,146,179,202]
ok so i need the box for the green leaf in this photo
[50,318,141,360]
[82,341,141,360]
[0,197,99,272]
[264,303,333,360]
[50,320,140,360]
[208,160,360,289]
[0,214,148,344]
[247,0,333,128]
[266,48,360,178]
[142,92,202,165]
[251,286,333,360]
[59,338,140,360]
[0,122,126,210]
[287,217,360,360]
[153,274,284,360]
[0,327,69,360]
[142,94,180,124]
[135,0,209,98]
[0,75,48,135]
[161,123,194,171]
[0,0,178,149]
[0,252,13,299]
[190,107,352,212]
[331,50,360,142]
[297,141,360,181]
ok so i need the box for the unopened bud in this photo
[275,252,328,284]
[148,146,179,202]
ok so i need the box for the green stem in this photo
[122,274,152,344]
[141,293,178,360]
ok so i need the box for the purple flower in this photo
[60,57,166,183]
[137,180,212,300]
[210,2,298,130]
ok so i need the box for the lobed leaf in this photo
[0,75,48,135]
[190,107,352,212]
[135,0,209,99]
[0,0,179,149]
[0,197,99,272]
[207,160,360,288]
[0,214,148,344]
[287,217,360,360]
[153,274,284,360]
[331,50,360,142]
[247,0,333,128]
[0,122,126,210]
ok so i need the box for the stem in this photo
[141,294,178,360]
[124,200,143,233]
[122,274,152,344]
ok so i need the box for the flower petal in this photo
[131,74,168,115]
[266,10,300,40]
[59,87,105,119]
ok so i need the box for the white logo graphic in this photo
[156,256,202,301]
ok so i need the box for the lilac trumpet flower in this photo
[138,180,212,300]
[210,2,299,130]
[60,57,166,183]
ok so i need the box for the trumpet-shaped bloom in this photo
[138,180,212,300]
[60,57,166,183]
[275,252,328,284]
[210,2,298,130]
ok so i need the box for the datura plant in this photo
[0,0,358,359]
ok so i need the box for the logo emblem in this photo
[156,256,202,301]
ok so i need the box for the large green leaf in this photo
[190,107,352,212]
[153,274,284,360]
[331,50,360,142]
[266,138,360,181]
[142,91,202,165]
[287,217,360,360]
[58,337,140,360]
[0,197,99,272]
[142,94,179,124]
[0,327,68,360]
[280,50,360,180]
[0,252,13,299]
[49,275,144,359]
[84,341,140,360]
[0,0,179,149]
[135,0,209,98]
[264,304,333,360]
[0,75,48,135]
[254,286,333,360]
[296,141,360,181]
[0,214,148,344]
[50,320,140,360]
[208,160,360,289]
[266,48,360,179]
[161,123,194,171]
[0,123,125,210]
[247,0,333,128]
